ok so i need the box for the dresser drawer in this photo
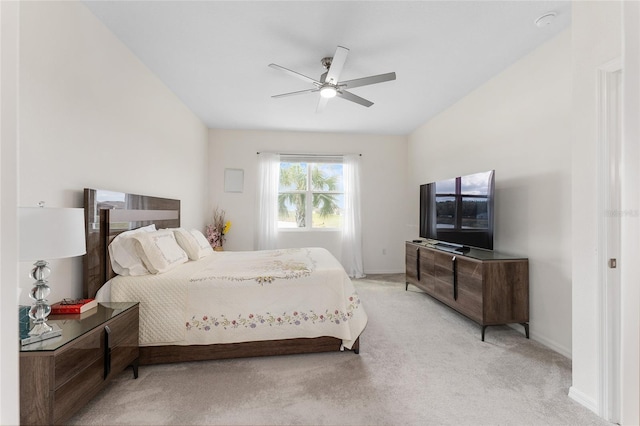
[54,328,102,389]
[106,307,139,348]
[417,248,435,292]
[433,252,483,322]
[109,324,139,380]
[433,252,455,302]
[405,243,419,285]
[54,357,104,424]
[455,257,483,321]
[406,243,438,293]
[434,252,455,285]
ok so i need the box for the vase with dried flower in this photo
[206,207,231,251]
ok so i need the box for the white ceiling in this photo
[83,1,571,136]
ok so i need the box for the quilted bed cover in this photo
[108,248,367,349]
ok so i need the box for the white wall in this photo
[208,129,407,274]
[0,1,21,423]
[17,1,209,305]
[408,31,572,355]
[569,1,622,415]
[621,3,640,423]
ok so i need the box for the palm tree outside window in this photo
[278,156,344,229]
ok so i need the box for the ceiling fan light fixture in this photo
[320,85,337,99]
[270,45,396,110]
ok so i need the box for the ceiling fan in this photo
[269,45,396,112]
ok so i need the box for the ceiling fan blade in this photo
[272,88,319,99]
[325,46,349,85]
[340,72,396,90]
[316,95,329,113]
[336,90,373,107]
[268,63,320,85]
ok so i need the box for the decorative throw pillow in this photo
[108,224,156,276]
[132,229,188,274]
[173,228,213,260]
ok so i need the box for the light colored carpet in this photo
[68,276,609,425]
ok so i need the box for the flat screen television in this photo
[419,170,495,251]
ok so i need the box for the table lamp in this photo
[19,203,86,345]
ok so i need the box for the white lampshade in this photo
[19,207,86,261]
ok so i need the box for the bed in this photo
[83,188,367,365]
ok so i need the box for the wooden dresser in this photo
[20,302,139,425]
[406,242,529,340]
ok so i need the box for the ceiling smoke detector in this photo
[535,12,556,28]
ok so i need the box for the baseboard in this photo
[363,269,405,275]
[527,330,572,359]
[568,386,599,415]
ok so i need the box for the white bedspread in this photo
[109,248,367,349]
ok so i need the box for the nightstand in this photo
[20,302,139,425]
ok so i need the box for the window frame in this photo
[277,156,344,231]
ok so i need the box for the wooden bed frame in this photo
[83,188,359,365]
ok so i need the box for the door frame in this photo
[596,57,622,423]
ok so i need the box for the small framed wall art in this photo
[224,168,244,193]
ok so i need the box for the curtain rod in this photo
[256,152,361,156]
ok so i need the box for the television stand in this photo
[405,242,529,341]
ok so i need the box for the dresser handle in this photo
[452,256,458,300]
[104,325,112,379]
[416,247,421,281]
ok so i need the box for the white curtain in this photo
[256,152,280,250]
[341,154,365,278]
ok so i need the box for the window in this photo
[278,157,344,229]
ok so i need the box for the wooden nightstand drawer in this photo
[106,307,139,348]
[111,334,139,378]
[54,328,102,389]
[107,309,139,380]
[54,357,104,424]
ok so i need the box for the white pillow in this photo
[190,229,215,254]
[108,224,156,276]
[173,228,214,260]
[132,229,188,274]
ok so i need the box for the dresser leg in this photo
[130,358,139,379]
[520,323,530,339]
[482,323,529,341]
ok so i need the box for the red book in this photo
[49,308,98,320]
[50,298,98,314]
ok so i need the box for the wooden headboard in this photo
[83,188,181,299]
